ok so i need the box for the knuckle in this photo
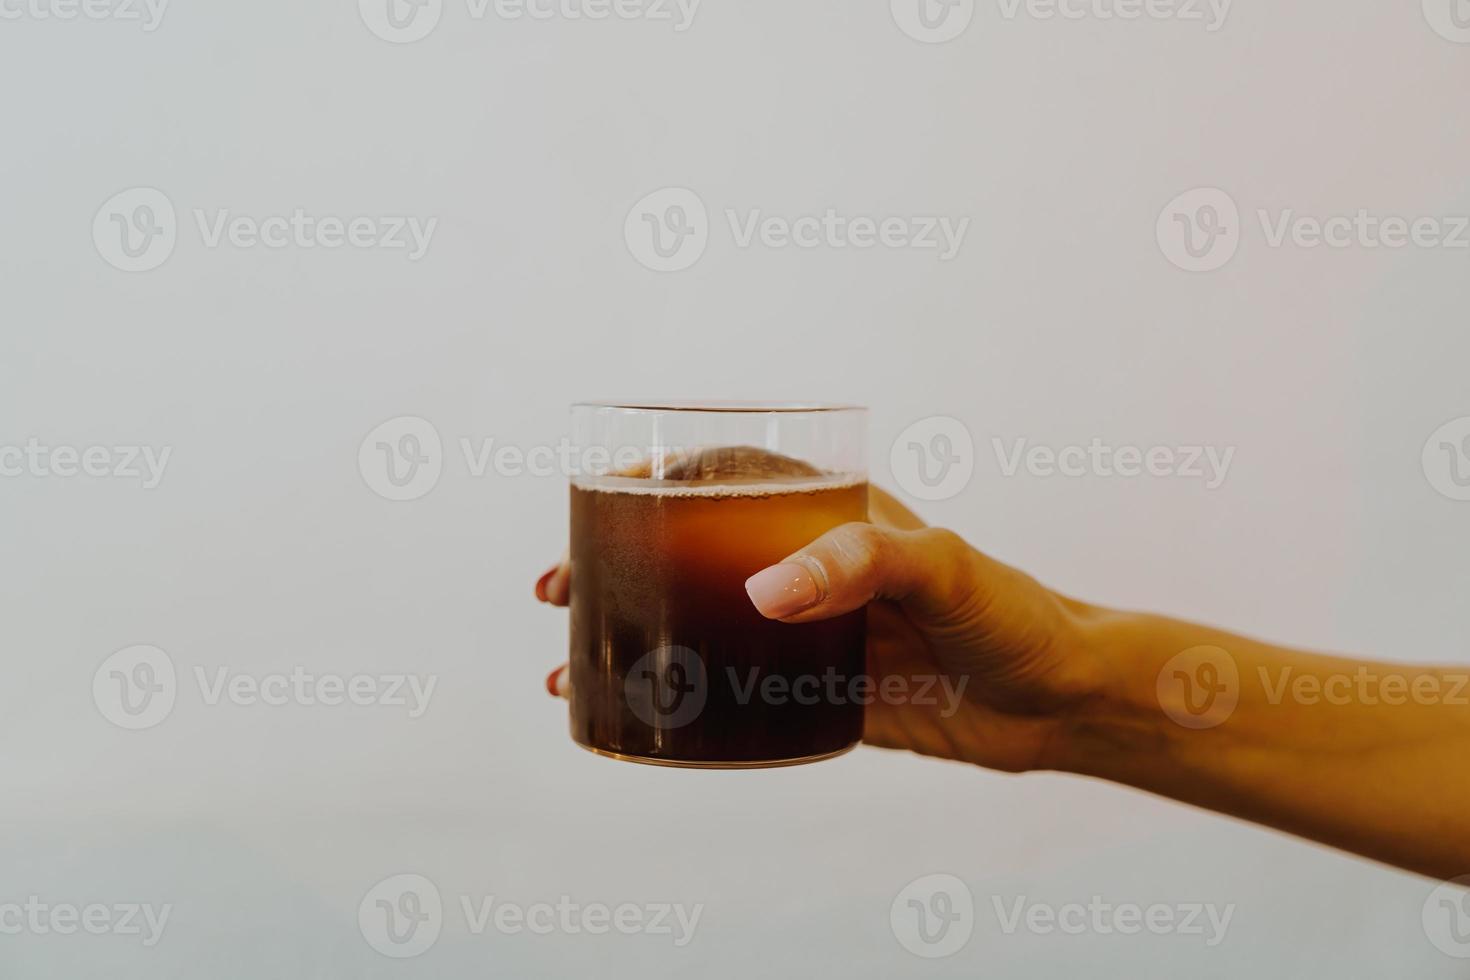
[918,526,967,558]
[913,527,983,613]
[827,521,887,586]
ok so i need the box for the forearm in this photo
[1050,610,1470,879]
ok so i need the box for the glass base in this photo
[573,739,858,770]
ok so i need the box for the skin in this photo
[537,487,1470,881]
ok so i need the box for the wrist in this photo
[1039,608,1186,777]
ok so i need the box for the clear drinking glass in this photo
[568,402,869,768]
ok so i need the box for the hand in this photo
[537,487,1470,877]
[536,487,1103,773]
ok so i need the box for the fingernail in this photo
[545,665,567,698]
[534,566,557,602]
[745,562,821,619]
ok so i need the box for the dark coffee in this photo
[569,447,868,767]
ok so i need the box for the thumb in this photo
[744,523,978,625]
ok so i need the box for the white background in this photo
[3,0,1470,975]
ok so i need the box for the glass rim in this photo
[572,400,867,415]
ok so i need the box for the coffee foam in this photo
[572,472,865,498]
